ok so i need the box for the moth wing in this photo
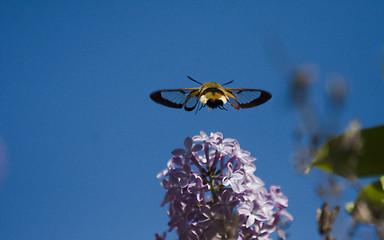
[150,88,200,111]
[225,88,272,109]
[183,91,200,111]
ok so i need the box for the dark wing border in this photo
[150,88,200,110]
[225,88,272,109]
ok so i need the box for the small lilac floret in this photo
[172,137,203,159]
[187,173,210,202]
[270,186,289,209]
[157,132,292,240]
[232,141,257,165]
[222,162,246,193]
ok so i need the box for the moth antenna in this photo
[187,76,203,85]
[222,80,234,86]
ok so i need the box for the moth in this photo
[150,76,272,112]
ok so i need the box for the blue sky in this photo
[1,1,384,240]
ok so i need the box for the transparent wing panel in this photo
[185,95,199,109]
[229,89,262,104]
[161,90,191,105]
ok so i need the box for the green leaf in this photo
[306,125,384,178]
[345,180,384,223]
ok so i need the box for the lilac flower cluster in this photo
[156,132,293,240]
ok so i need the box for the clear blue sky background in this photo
[1,1,384,240]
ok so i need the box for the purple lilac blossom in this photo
[157,131,293,240]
